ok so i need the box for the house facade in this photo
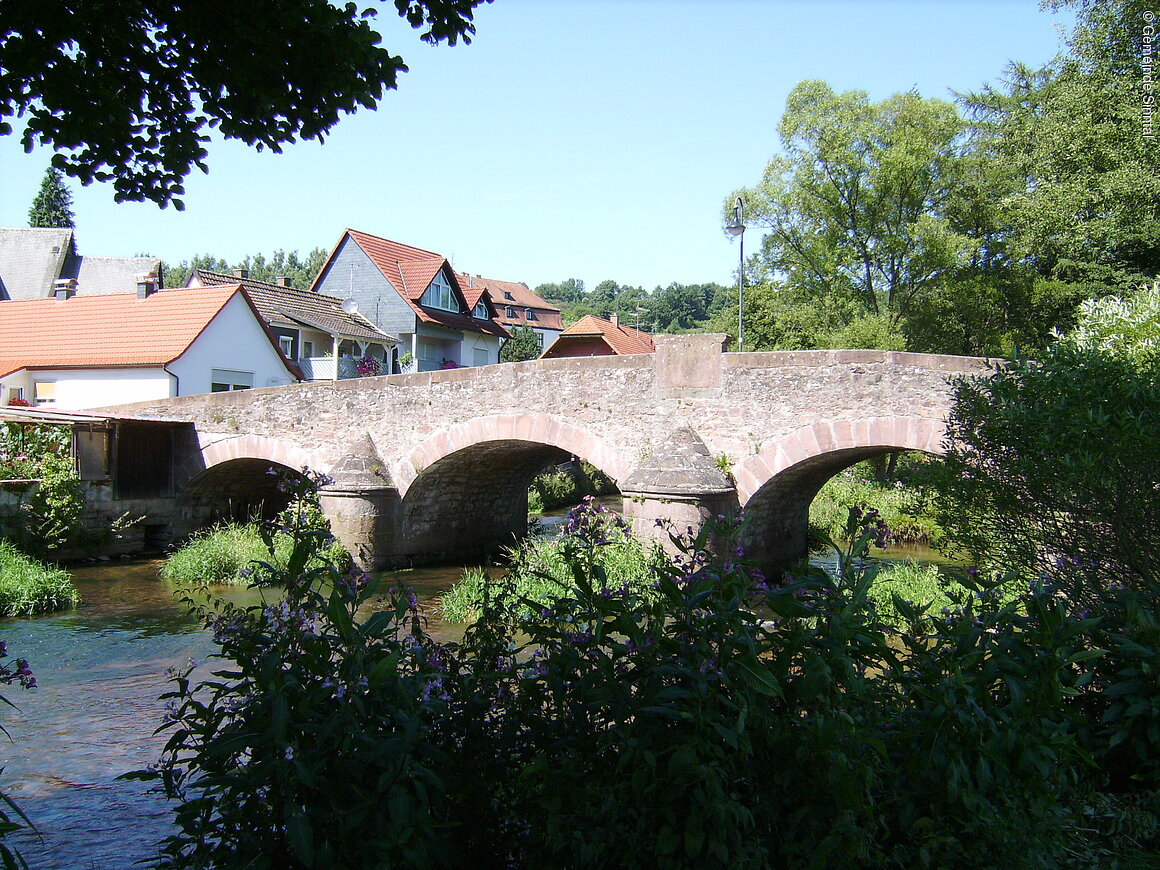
[540,314,656,359]
[0,227,161,300]
[184,269,399,381]
[458,273,563,354]
[0,285,300,410]
[310,229,508,372]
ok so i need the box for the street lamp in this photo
[725,196,745,352]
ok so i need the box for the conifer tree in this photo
[28,168,75,228]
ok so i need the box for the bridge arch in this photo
[175,435,333,538]
[394,414,628,562]
[735,416,947,568]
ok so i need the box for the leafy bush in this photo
[0,539,79,616]
[137,493,1113,870]
[528,460,617,512]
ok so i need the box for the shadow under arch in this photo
[175,458,309,539]
[735,417,946,570]
[397,437,623,565]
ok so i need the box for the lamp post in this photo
[725,196,745,352]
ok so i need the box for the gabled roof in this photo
[542,315,656,358]
[186,269,398,344]
[0,228,159,299]
[326,229,508,339]
[0,228,74,300]
[457,273,564,332]
[0,285,301,380]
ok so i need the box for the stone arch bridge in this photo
[113,334,986,572]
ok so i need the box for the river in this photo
[0,508,947,869]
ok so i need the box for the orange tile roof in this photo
[0,285,301,379]
[544,315,656,357]
[456,273,564,332]
[334,229,508,339]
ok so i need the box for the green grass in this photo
[440,532,666,624]
[161,522,350,586]
[810,457,944,546]
[0,539,80,616]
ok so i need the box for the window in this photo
[473,301,488,319]
[210,369,253,392]
[506,306,515,318]
[502,290,514,301]
[420,272,457,312]
[473,347,489,367]
[525,308,536,321]
[303,341,314,357]
[278,336,294,358]
[536,332,545,348]
[33,381,56,406]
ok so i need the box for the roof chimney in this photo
[136,272,159,299]
[231,268,248,279]
[275,276,290,288]
[52,278,77,300]
[610,314,620,328]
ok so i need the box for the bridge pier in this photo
[620,427,739,560]
[318,438,399,571]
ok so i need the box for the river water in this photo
[0,510,947,869]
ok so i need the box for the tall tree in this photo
[499,325,541,363]
[732,81,967,319]
[963,0,1160,293]
[1,0,490,208]
[27,167,74,228]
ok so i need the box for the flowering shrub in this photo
[5,398,29,407]
[355,354,382,376]
[136,483,1153,868]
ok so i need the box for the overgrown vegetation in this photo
[0,422,87,561]
[0,539,79,616]
[527,460,616,514]
[440,499,666,623]
[809,454,944,546]
[161,494,349,586]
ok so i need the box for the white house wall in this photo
[18,367,173,410]
[169,293,297,394]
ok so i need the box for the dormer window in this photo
[506,306,515,318]
[502,290,514,301]
[473,301,488,319]
[525,308,536,321]
[420,271,457,312]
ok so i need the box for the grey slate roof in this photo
[0,228,160,299]
[0,228,73,300]
[186,269,398,344]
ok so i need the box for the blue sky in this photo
[0,0,1073,293]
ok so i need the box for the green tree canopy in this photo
[962,0,1160,292]
[167,248,329,291]
[27,167,74,228]
[499,325,542,363]
[1,0,490,209]
[732,81,967,319]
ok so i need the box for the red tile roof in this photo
[0,285,301,379]
[331,229,508,339]
[457,273,564,332]
[542,315,655,358]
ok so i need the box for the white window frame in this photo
[33,381,56,406]
[210,369,253,392]
[473,301,488,319]
[420,272,457,312]
[278,336,294,358]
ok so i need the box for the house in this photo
[457,273,563,354]
[184,268,399,380]
[0,284,300,410]
[310,229,509,371]
[0,227,161,300]
[540,314,656,359]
